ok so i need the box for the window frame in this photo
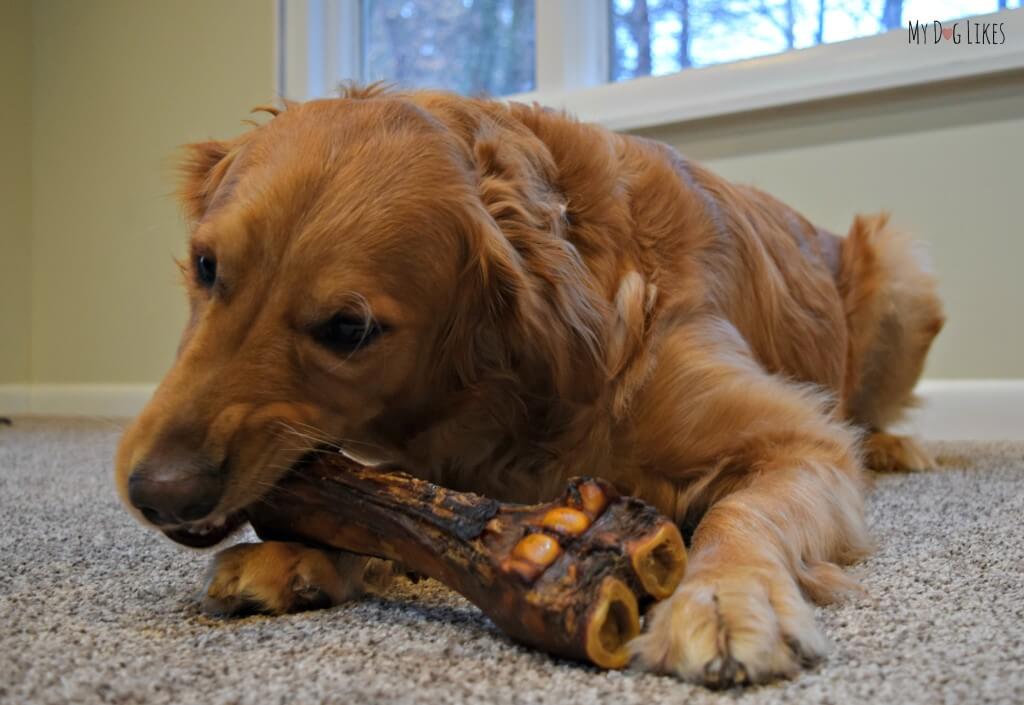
[279,1,1024,131]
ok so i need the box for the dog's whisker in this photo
[274,420,391,458]
[276,422,346,449]
[274,423,329,446]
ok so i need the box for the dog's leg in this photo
[201,541,396,616]
[628,320,871,686]
[863,430,935,471]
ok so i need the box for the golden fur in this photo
[116,87,944,686]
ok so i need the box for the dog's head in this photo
[115,90,607,547]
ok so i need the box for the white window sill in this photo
[507,7,1024,132]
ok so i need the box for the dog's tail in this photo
[836,213,945,432]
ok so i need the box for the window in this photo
[363,0,535,96]
[280,1,1024,129]
[610,0,1023,81]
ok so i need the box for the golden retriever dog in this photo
[115,86,944,687]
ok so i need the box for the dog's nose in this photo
[127,458,225,527]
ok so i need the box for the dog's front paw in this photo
[201,541,394,616]
[629,565,826,687]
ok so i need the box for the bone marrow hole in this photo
[599,597,630,653]
[584,577,640,669]
[629,523,687,600]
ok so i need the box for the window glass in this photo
[611,0,1020,82]
[363,0,535,96]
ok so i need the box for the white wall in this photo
[638,69,1024,380]
[0,0,33,384]
[29,0,276,384]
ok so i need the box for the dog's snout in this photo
[127,456,225,527]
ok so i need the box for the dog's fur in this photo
[115,87,944,687]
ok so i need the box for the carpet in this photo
[1,418,1022,705]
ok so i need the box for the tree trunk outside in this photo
[784,0,795,48]
[882,0,904,30]
[632,0,652,77]
[815,0,826,44]
[504,0,532,93]
[677,0,691,69]
[470,0,500,95]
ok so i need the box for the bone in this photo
[245,455,687,669]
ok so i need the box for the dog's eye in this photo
[312,313,383,354]
[195,254,217,287]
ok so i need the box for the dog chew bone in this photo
[245,455,687,669]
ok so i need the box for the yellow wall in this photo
[0,0,33,383]
[3,2,1021,387]
[638,71,1024,379]
[30,0,275,383]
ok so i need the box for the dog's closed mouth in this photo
[162,511,246,549]
[159,449,328,549]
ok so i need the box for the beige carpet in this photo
[1,418,1022,705]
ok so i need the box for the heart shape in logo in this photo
[942,27,953,40]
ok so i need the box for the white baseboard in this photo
[895,379,1024,442]
[0,385,31,415]
[0,383,155,418]
[0,380,1021,441]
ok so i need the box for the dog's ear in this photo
[178,139,238,224]
[477,214,607,406]
[448,123,609,406]
[178,105,288,224]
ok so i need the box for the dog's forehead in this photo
[199,103,474,304]
[260,97,466,182]
[241,99,473,247]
